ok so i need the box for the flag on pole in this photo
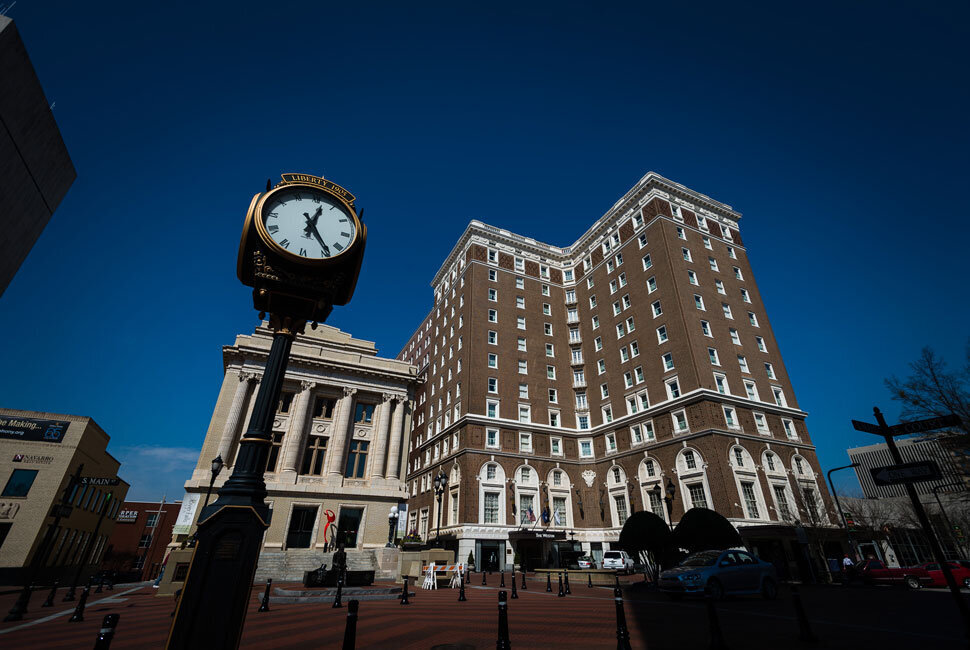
[528,506,536,522]
[541,506,550,524]
[553,509,563,526]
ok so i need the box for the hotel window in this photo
[624,371,633,388]
[488,330,497,345]
[486,428,499,448]
[488,288,497,301]
[613,301,622,316]
[489,269,497,281]
[672,409,689,433]
[734,267,744,280]
[677,226,686,240]
[626,316,635,332]
[575,392,588,409]
[587,277,594,289]
[589,295,598,308]
[755,336,766,352]
[616,323,625,338]
[518,405,531,423]
[694,295,705,311]
[630,341,639,357]
[734,447,745,467]
[564,269,574,282]
[682,247,692,262]
[542,284,550,296]
[550,411,560,428]
[607,260,615,273]
[783,419,797,439]
[643,420,656,441]
[638,232,647,247]
[634,366,644,383]
[647,276,657,293]
[708,348,720,365]
[578,415,589,430]
[671,205,682,220]
[748,312,759,327]
[487,377,498,393]
[714,372,729,394]
[600,384,609,400]
[729,328,741,345]
[540,264,550,278]
[615,253,624,267]
[662,352,674,371]
[666,377,680,399]
[741,288,751,303]
[738,356,750,374]
[487,249,498,264]
[487,353,497,368]
[344,440,369,478]
[609,279,618,293]
[517,316,526,330]
[722,303,733,319]
[631,424,643,445]
[277,391,295,413]
[569,327,581,342]
[741,482,760,518]
[519,432,532,452]
[354,403,375,423]
[620,346,630,363]
[594,336,603,351]
[772,387,787,407]
[683,449,697,469]
[565,289,576,303]
[579,439,594,458]
[516,277,524,289]
[567,308,578,323]
[551,437,563,455]
[542,303,551,315]
[642,254,652,270]
[514,257,524,272]
[518,360,528,374]
[571,349,584,364]
[754,412,770,434]
[547,365,556,379]
[598,359,607,374]
[516,296,525,309]
[708,257,718,272]
[687,270,698,285]
[744,380,758,400]
[765,362,776,379]
[700,320,711,337]
[592,316,600,329]
[688,484,708,509]
[721,404,739,429]
[488,309,497,322]
[622,294,631,309]
[518,383,529,399]
[626,395,638,414]
[312,396,336,419]
[715,279,725,295]
[765,452,776,472]
[774,485,791,519]
[483,492,499,524]
[606,432,617,452]
[3,469,38,498]
[727,246,736,259]
[486,400,499,418]
[703,235,712,249]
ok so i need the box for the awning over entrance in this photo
[508,529,567,542]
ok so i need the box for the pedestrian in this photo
[841,553,854,586]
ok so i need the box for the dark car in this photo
[659,549,777,600]
[916,561,970,588]
[856,559,932,589]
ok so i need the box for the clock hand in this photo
[303,213,331,255]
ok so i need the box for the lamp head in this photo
[211,455,224,476]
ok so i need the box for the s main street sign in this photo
[79,476,121,486]
[870,460,942,486]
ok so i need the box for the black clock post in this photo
[167,174,365,649]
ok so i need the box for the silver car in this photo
[659,549,778,599]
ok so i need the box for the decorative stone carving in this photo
[343,387,358,397]
[273,419,282,429]
[355,427,369,438]
[315,424,328,433]
[581,470,596,487]
[301,380,317,391]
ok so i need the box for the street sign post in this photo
[853,408,970,644]
[870,460,942,486]
[79,477,121,486]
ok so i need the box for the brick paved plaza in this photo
[1,575,967,649]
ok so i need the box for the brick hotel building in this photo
[398,172,837,576]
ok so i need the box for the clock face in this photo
[260,187,356,260]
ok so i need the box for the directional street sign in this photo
[79,476,121,486]
[889,414,963,436]
[852,419,883,434]
[870,460,942,486]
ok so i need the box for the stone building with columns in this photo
[176,323,417,579]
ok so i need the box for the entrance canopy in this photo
[509,530,567,542]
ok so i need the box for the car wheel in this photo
[761,577,778,600]
[705,578,725,600]
[905,576,922,590]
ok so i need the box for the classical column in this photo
[216,372,256,466]
[326,387,357,477]
[280,381,315,475]
[386,397,406,480]
[369,393,394,479]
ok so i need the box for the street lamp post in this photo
[826,463,860,557]
[662,478,676,531]
[202,455,224,512]
[387,506,399,548]
[433,470,448,545]
[933,482,967,556]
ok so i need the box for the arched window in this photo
[607,464,630,528]
[790,454,828,525]
[762,450,795,522]
[729,445,766,521]
[514,465,539,525]
[479,462,506,525]
[675,448,712,514]
[448,464,461,527]
[638,456,667,522]
[546,468,573,528]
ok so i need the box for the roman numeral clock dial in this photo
[259,187,356,261]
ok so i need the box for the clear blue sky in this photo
[2,2,967,500]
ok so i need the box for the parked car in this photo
[577,555,597,569]
[659,549,778,600]
[855,559,931,589]
[915,561,970,588]
[602,550,635,573]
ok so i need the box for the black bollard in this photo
[94,613,120,649]
[521,569,527,590]
[614,587,632,650]
[482,570,487,586]
[107,572,115,591]
[588,573,593,588]
[511,572,518,599]
[400,576,410,605]
[545,572,552,592]
[557,573,565,598]
[614,573,620,589]
[458,573,467,602]
[564,570,571,595]
[4,582,32,622]
[170,588,182,617]
[500,570,505,588]
[63,583,76,602]
[68,586,89,623]
[705,595,729,650]
[790,583,818,643]
[95,575,104,594]
[258,578,272,612]
[342,600,359,650]
[496,591,511,650]
[43,580,58,607]
[333,576,344,608]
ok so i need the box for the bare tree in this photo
[885,342,970,431]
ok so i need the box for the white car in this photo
[602,550,635,573]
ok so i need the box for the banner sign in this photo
[0,416,69,444]
[172,493,201,535]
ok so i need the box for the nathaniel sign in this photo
[870,460,942,486]
[0,416,69,443]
